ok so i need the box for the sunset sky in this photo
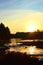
[0,0,43,33]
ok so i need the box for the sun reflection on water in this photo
[26,46,40,55]
[29,46,35,54]
[8,45,40,55]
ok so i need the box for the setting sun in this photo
[27,24,37,32]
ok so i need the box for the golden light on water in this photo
[26,46,40,55]
[8,45,40,55]
[29,46,36,54]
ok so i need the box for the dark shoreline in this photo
[0,52,42,65]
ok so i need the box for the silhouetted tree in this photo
[0,23,10,40]
[0,23,6,39]
[0,23,10,54]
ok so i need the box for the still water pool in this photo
[5,38,43,60]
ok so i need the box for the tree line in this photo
[0,23,43,40]
[14,31,43,39]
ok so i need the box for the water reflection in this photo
[11,38,43,43]
[6,38,43,55]
[5,38,43,61]
[8,46,43,55]
[29,46,36,54]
